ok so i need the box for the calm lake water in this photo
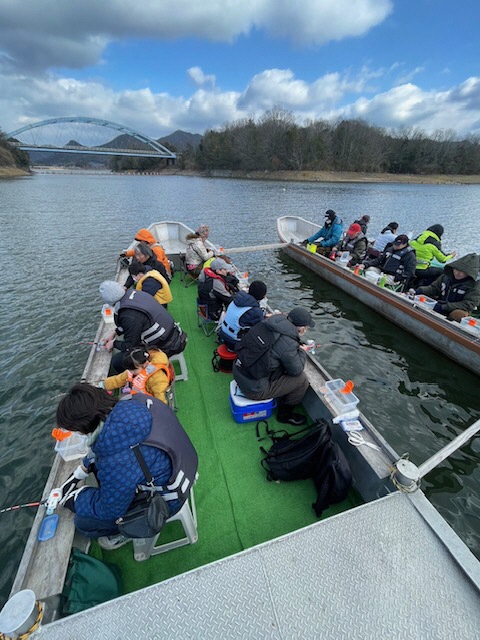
[1,173,480,604]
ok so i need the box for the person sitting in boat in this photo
[366,222,399,259]
[363,234,417,289]
[219,280,267,351]
[128,262,173,309]
[301,210,343,256]
[100,346,175,404]
[233,307,314,426]
[185,224,215,275]
[120,228,171,278]
[415,253,480,322]
[353,214,370,235]
[197,257,235,321]
[410,224,456,286]
[56,383,198,546]
[124,243,171,291]
[337,223,368,267]
[99,280,187,373]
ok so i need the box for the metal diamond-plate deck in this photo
[41,492,480,639]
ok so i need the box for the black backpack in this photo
[258,419,353,517]
[235,321,277,380]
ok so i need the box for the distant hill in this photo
[158,130,202,151]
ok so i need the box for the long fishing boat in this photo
[5,221,480,638]
[277,215,480,377]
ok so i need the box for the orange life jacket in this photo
[127,361,175,396]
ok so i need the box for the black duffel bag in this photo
[257,418,353,517]
[258,419,332,481]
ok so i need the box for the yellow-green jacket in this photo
[410,230,454,271]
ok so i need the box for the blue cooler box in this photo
[229,381,276,423]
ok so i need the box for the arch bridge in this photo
[7,117,176,160]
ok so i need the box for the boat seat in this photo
[180,254,198,288]
[132,489,198,562]
[170,352,188,382]
[197,299,218,336]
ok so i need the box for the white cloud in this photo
[2,66,480,140]
[339,79,480,134]
[187,67,216,89]
[0,0,392,71]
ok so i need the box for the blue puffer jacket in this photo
[75,400,173,522]
[307,216,343,247]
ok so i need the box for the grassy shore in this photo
[169,168,480,185]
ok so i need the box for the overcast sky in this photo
[1,0,480,139]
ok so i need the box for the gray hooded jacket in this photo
[418,253,480,313]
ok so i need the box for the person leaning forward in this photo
[233,307,314,426]
[301,209,343,256]
[99,280,186,373]
[56,383,198,547]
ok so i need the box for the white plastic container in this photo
[364,270,381,284]
[414,294,436,310]
[324,379,359,415]
[101,303,115,324]
[338,251,350,263]
[55,431,89,461]
[460,316,480,336]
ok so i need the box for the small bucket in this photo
[212,344,237,373]
[0,590,42,639]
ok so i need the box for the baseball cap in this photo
[287,307,315,328]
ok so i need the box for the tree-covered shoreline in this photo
[191,111,480,176]
[0,129,30,173]
[3,111,480,179]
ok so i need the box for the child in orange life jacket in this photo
[99,347,174,404]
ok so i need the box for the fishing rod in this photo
[0,500,44,515]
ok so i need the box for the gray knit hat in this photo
[210,258,230,271]
[99,280,125,305]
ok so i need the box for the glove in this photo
[119,257,130,268]
[433,303,447,314]
[97,380,105,389]
[60,486,86,512]
[119,252,127,258]
[59,465,89,501]
[300,239,308,246]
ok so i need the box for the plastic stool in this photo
[132,490,198,562]
[170,352,188,381]
[165,381,177,412]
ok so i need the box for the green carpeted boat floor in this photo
[90,275,361,594]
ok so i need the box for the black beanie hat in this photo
[325,209,336,220]
[427,224,444,238]
[248,280,267,301]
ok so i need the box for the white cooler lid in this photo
[229,381,273,407]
